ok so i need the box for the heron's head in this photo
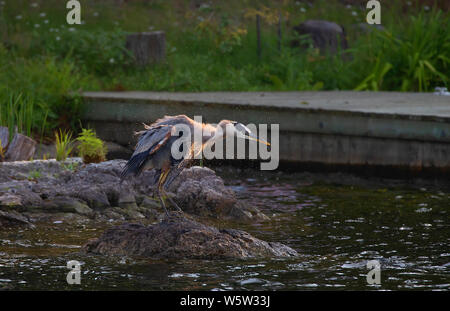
[217,120,270,146]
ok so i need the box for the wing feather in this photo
[120,115,195,182]
[120,125,173,180]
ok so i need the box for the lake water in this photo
[0,167,449,290]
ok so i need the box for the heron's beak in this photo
[245,132,270,146]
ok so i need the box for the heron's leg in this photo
[157,171,170,217]
[156,188,169,217]
[152,169,162,198]
[159,170,183,213]
[161,188,183,213]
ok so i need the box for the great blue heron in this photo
[120,115,269,216]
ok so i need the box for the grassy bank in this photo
[0,0,448,138]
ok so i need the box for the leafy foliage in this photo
[40,29,133,75]
[0,51,90,135]
[76,129,107,164]
[61,161,79,172]
[354,59,392,91]
[355,10,449,92]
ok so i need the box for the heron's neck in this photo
[202,124,223,144]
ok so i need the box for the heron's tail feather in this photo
[120,151,149,182]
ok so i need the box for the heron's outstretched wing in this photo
[120,124,173,180]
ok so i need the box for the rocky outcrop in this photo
[0,159,267,223]
[154,166,267,221]
[82,214,297,259]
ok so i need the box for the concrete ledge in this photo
[82,91,450,174]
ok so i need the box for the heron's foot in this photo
[161,207,170,218]
[160,189,183,213]
[166,195,183,213]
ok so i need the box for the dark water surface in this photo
[1,168,449,290]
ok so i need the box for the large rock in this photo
[1,130,37,161]
[0,210,34,228]
[166,167,268,221]
[82,214,297,259]
[292,20,348,55]
[41,197,94,216]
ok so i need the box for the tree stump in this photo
[292,20,348,55]
[125,31,166,66]
[4,132,37,161]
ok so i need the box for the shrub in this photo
[41,29,133,75]
[353,10,449,91]
[76,128,107,164]
[0,55,93,135]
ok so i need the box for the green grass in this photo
[352,10,450,92]
[0,88,48,141]
[61,161,79,172]
[27,169,42,180]
[55,129,74,161]
[0,45,91,137]
[0,91,33,140]
[0,0,448,139]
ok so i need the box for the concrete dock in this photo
[82,91,450,176]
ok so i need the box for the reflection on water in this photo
[0,168,449,290]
